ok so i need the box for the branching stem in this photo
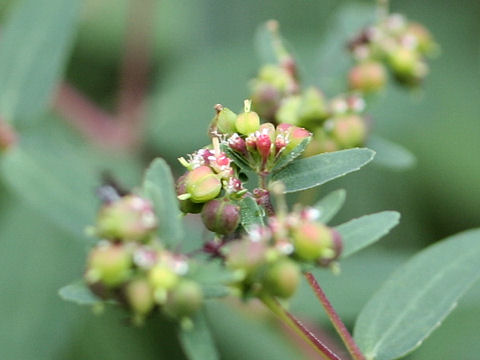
[305,272,366,360]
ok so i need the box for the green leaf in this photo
[313,189,346,223]
[338,211,400,259]
[271,137,311,173]
[0,0,81,123]
[142,158,184,248]
[240,196,265,232]
[312,3,375,94]
[221,144,253,173]
[354,228,480,360]
[178,311,219,360]
[59,281,101,306]
[271,148,375,193]
[253,21,279,65]
[367,135,417,171]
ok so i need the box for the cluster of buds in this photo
[85,194,203,325]
[224,200,342,299]
[349,13,438,88]
[176,139,245,235]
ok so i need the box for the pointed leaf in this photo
[313,189,346,223]
[59,281,100,306]
[368,135,416,171]
[354,228,480,360]
[240,196,265,232]
[221,144,253,173]
[178,311,219,360]
[271,138,311,173]
[0,0,81,123]
[338,211,400,259]
[142,158,183,248]
[271,148,375,193]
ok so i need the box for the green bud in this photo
[348,61,387,93]
[149,265,179,290]
[235,110,260,135]
[406,22,435,55]
[226,240,268,277]
[251,83,282,121]
[176,173,204,213]
[86,244,132,287]
[330,115,367,148]
[387,47,418,77]
[257,64,291,91]
[201,198,240,235]
[164,280,203,319]
[214,105,237,135]
[185,166,222,203]
[298,87,328,125]
[276,95,301,125]
[125,278,155,316]
[263,259,301,298]
[96,195,157,242]
[292,222,332,261]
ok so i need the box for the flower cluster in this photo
[224,202,342,299]
[348,13,438,88]
[85,194,204,325]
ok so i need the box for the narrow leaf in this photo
[221,145,253,173]
[313,189,346,223]
[338,211,400,259]
[142,158,183,248]
[0,0,81,122]
[178,311,219,360]
[354,228,480,360]
[368,135,416,171]
[271,138,311,173]
[59,281,100,306]
[240,196,265,232]
[271,148,375,193]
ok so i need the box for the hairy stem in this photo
[305,272,366,360]
[260,294,341,360]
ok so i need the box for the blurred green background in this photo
[0,0,479,359]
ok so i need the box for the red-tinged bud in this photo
[331,115,367,148]
[201,198,240,235]
[406,22,435,55]
[263,259,301,298]
[292,222,333,261]
[245,134,257,152]
[256,133,272,161]
[176,173,204,213]
[228,134,247,155]
[276,123,293,133]
[96,195,157,242]
[164,280,203,319]
[251,83,282,121]
[285,126,311,152]
[226,240,268,276]
[85,244,132,287]
[318,229,343,267]
[348,61,387,93]
[125,278,155,316]
[275,134,287,154]
[185,166,222,203]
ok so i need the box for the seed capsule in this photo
[164,280,203,319]
[331,115,367,148]
[348,61,387,93]
[125,278,155,316]
[292,222,333,261]
[86,244,132,287]
[201,198,241,235]
[263,259,301,298]
[185,166,222,203]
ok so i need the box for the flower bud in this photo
[185,166,222,203]
[214,105,237,135]
[228,134,247,155]
[298,87,328,125]
[318,229,343,267]
[263,258,301,298]
[387,46,418,77]
[125,278,155,316]
[348,61,387,93]
[256,133,272,161]
[201,198,240,235]
[251,83,282,121]
[226,240,268,277]
[285,126,311,153]
[292,222,332,261]
[330,115,367,148]
[86,244,132,287]
[149,265,179,290]
[96,195,157,242]
[235,111,260,135]
[406,22,435,55]
[164,280,203,319]
[176,173,204,213]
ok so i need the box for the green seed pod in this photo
[215,105,238,135]
[263,258,301,298]
[164,280,203,319]
[148,265,179,290]
[406,22,435,55]
[185,166,222,203]
[276,95,301,125]
[330,115,367,149]
[176,173,204,213]
[201,198,240,235]
[85,244,132,287]
[387,46,418,77]
[348,61,387,93]
[235,111,260,136]
[251,83,282,121]
[125,278,155,316]
[292,222,332,261]
[298,87,329,126]
[96,195,157,242]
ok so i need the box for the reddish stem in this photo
[305,272,366,360]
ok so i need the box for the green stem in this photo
[305,272,366,360]
[260,294,341,360]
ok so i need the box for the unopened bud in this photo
[331,115,367,148]
[214,105,237,135]
[298,87,328,125]
[125,278,155,316]
[228,134,247,155]
[348,61,387,93]
[263,258,301,298]
[201,198,240,235]
[276,95,301,125]
[164,280,203,319]
[235,100,260,135]
[185,166,222,203]
[86,244,132,287]
[292,222,332,261]
[176,173,204,213]
[226,240,268,276]
[149,265,179,291]
[406,22,435,55]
